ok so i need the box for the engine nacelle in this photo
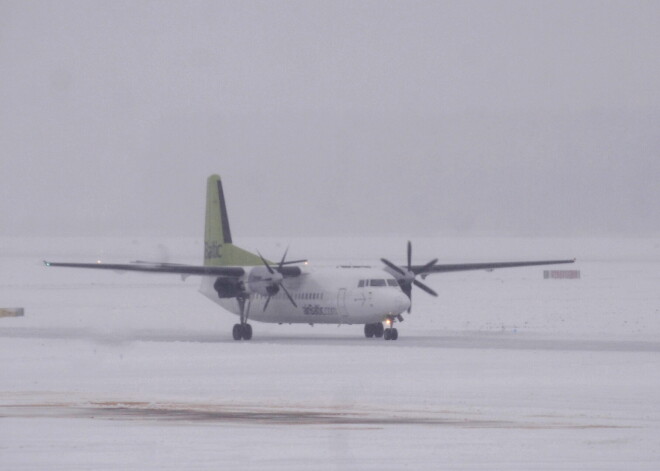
[247,265,282,297]
[213,277,244,299]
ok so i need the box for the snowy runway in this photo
[1,237,659,469]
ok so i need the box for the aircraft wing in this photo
[413,259,575,276]
[43,261,246,277]
[43,261,304,277]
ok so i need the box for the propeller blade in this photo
[277,246,289,272]
[407,241,412,271]
[278,259,307,266]
[263,295,272,312]
[414,258,439,275]
[413,279,438,297]
[382,241,439,313]
[381,258,406,276]
[257,251,275,274]
[280,284,298,308]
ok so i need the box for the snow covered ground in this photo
[1,236,659,469]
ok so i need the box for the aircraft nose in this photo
[393,291,410,313]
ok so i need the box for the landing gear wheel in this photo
[364,324,375,338]
[232,324,243,341]
[374,323,384,338]
[232,323,253,341]
[383,328,399,341]
[242,323,253,340]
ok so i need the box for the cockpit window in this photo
[387,279,399,287]
[358,280,365,288]
[369,279,386,287]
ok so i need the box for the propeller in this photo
[381,241,438,312]
[258,248,298,312]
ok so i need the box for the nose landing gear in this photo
[382,316,399,341]
[383,327,398,340]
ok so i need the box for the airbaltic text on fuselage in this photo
[302,304,337,316]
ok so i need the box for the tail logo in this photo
[205,242,222,260]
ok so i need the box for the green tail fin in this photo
[204,175,263,267]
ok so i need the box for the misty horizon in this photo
[2,1,659,238]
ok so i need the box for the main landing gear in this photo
[364,321,398,340]
[364,322,384,338]
[233,295,253,341]
[233,323,252,340]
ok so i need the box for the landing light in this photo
[385,318,392,326]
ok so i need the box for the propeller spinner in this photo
[381,241,438,312]
[257,248,298,312]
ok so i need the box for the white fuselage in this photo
[199,266,410,325]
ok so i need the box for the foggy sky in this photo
[2,1,659,238]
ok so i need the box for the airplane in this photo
[45,174,575,341]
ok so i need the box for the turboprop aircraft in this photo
[45,175,575,341]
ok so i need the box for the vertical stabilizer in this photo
[204,175,263,267]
